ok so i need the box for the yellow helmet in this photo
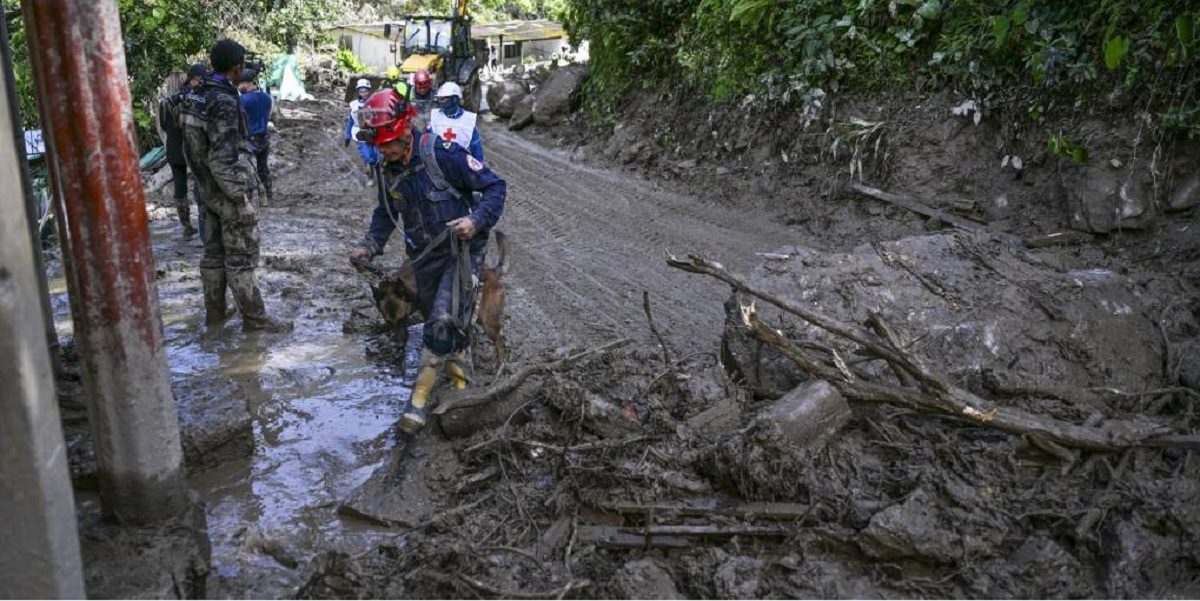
[386,65,400,81]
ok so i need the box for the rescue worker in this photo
[181,39,293,333]
[344,78,380,183]
[430,81,484,161]
[159,63,208,237]
[410,69,436,118]
[347,89,506,433]
[238,68,274,203]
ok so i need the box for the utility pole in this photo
[0,11,85,597]
[22,0,188,524]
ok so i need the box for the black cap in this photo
[210,39,246,73]
[186,63,208,79]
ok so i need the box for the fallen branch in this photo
[666,253,1200,452]
[456,574,592,600]
[434,338,632,415]
[848,182,1024,245]
[464,434,651,455]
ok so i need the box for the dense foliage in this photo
[4,0,352,134]
[565,0,1200,137]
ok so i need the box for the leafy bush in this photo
[335,48,368,73]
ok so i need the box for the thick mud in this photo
[53,90,1200,598]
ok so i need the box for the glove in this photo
[344,138,351,148]
[349,246,372,269]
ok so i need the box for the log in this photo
[848,182,1024,245]
[596,499,810,521]
[666,253,1200,452]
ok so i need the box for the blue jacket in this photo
[363,130,506,258]
[239,89,272,136]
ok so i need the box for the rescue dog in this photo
[355,231,508,365]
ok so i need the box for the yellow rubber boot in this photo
[445,352,469,390]
[402,351,440,433]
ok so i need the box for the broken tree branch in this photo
[434,338,632,415]
[848,182,1024,245]
[743,299,1200,451]
[667,252,1200,452]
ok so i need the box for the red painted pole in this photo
[22,0,187,524]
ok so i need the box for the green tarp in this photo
[266,54,313,102]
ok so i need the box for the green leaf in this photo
[1011,3,1029,26]
[993,15,1010,44]
[1104,35,1130,70]
[916,0,941,20]
[1178,15,1194,47]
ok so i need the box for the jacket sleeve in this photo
[362,199,399,256]
[468,129,485,162]
[442,152,505,230]
[206,94,253,202]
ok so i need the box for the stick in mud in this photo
[433,338,632,416]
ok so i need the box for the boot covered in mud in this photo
[402,349,441,433]
[228,269,294,333]
[201,267,233,325]
[444,351,470,390]
[178,202,197,238]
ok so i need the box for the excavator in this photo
[383,0,483,111]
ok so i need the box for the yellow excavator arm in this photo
[454,0,469,18]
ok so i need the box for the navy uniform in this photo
[357,129,506,432]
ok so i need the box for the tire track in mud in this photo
[482,122,801,354]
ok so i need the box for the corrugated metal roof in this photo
[472,19,565,42]
[331,19,567,43]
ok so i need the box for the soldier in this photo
[181,39,292,332]
[348,89,506,433]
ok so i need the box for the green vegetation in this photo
[334,48,367,74]
[3,0,352,136]
[565,0,1200,138]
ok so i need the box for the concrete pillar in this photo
[22,0,188,524]
[0,22,86,599]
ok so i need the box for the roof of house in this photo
[472,19,566,42]
[329,19,566,43]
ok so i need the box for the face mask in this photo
[438,96,460,115]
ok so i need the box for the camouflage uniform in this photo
[181,74,290,332]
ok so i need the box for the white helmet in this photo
[436,82,462,99]
[355,78,372,91]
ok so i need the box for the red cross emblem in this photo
[442,128,457,142]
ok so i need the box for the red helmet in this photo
[414,69,432,95]
[356,89,415,146]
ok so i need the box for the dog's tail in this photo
[492,230,509,276]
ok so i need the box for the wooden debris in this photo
[666,253,1200,452]
[434,338,632,416]
[595,498,810,521]
[848,182,1024,245]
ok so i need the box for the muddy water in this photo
[51,212,417,598]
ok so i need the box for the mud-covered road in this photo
[480,124,800,356]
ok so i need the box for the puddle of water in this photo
[50,219,416,598]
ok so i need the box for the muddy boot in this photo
[201,267,233,325]
[178,203,197,238]
[444,351,469,390]
[402,350,441,433]
[228,270,294,333]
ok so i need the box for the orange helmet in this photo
[356,89,415,146]
[414,69,433,95]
